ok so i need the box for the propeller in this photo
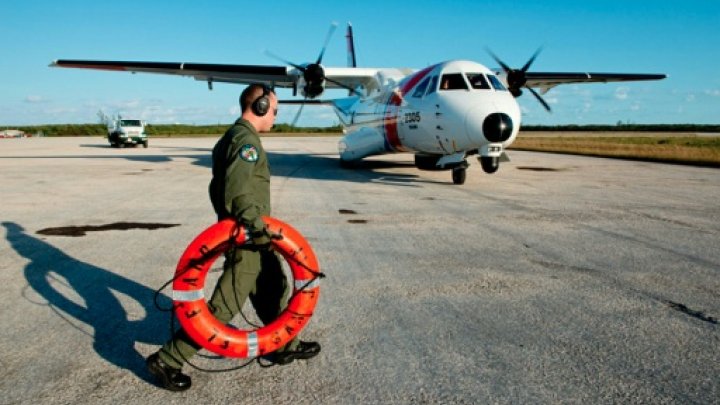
[486,47,552,112]
[265,23,359,100]
[265,23,361,127]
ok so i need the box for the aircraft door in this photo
[420,75,451,153]
[399,75,441,152]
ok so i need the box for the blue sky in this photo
[2,0,718,127]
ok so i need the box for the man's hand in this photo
[249,226,283,250]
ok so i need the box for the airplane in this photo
[51,23,666,185]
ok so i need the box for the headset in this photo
[250,85,271,117]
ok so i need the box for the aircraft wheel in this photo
[480,156,499,174]
[452,167,466,185]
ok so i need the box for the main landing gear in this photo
[452,167,467,185]
[451,156,499,185]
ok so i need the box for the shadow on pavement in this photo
[4,221,173,383]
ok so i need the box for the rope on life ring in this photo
[171,216,320,358]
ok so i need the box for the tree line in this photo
[4,123,719,137]
[5,123,344,137]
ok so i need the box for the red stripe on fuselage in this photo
[383,64,437,151]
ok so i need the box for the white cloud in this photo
[614,87,629,100]
[25,95,48,103]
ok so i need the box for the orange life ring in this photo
[171,216,320,358]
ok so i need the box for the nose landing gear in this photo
[479,156,499,174]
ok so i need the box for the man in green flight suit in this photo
[146,84,320,392]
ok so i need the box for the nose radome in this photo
[482,112,514,143]
[465,107,515,144]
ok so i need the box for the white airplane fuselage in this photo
[336,60,521,171]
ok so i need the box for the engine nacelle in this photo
[299,63,326,99]
[338,127,387,162]
[301,79,326,99]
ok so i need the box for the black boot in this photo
[270,341,321,365]
[146,353,192,391]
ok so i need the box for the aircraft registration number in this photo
[403,111,421,124]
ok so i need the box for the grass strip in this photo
[509,136,720,167]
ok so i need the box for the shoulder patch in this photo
[239,144,259,162]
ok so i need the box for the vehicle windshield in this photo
[465,73,491,90]
[439,73,469,90]
[120,120,142,127]
[487,75,508,91]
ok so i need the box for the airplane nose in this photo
[482,112,514,142]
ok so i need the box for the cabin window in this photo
[412,77,431,98]
[487,75,508,91]
[439,73,469,90]
[120,120,142,127]
[465,73,491,90]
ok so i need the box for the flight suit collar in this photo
[234,117,259,135]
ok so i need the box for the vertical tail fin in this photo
[346,22,357,68]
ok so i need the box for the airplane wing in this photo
[51,59,296,87]
[524,72,667,93]
[50,59,387,93]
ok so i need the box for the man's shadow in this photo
[4,221,173,381]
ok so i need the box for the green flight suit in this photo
[159,118,297,368]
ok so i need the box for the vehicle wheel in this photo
[143,141,148,148]
[452,167,466,185]
[118,143,125,148]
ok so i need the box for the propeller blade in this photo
[485,47,511,73]
[526,86,552,112]
[264,50,306,72]
[316,22,339,64]
[291,99,306,127]
[324,76,360,96]
[521,47,543,72]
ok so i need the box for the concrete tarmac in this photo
[1,136,718,404]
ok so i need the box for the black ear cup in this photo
[251,86,271,116]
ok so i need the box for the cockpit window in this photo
[487,75,508,91]
[425,76,438,96]
[412,77,431,98]
[465,73,491,90]
[439,73,469,90]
